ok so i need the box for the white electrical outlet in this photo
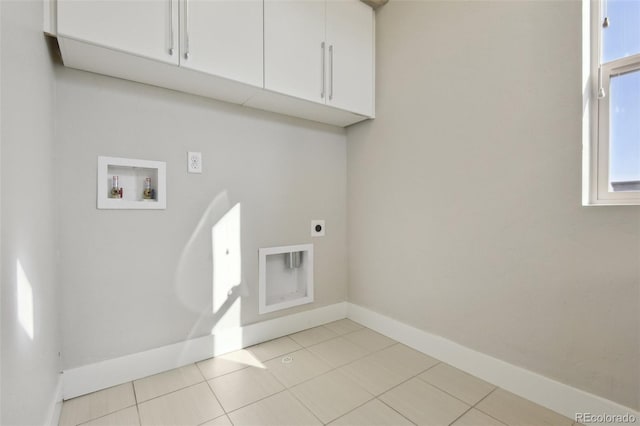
[188,152,202,173]
[311,220,325,237]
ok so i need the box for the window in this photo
[585,0,640,205]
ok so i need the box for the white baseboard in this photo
[62,299,638,425]
[46,375,63,426]
[63,302,347,399]
[347,303,639,426]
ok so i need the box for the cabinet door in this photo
[264,0,326,103]
[325,0,374,116]
[181,0,263,88]
[57,0,179,65]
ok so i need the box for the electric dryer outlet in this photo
[311,220,325,237]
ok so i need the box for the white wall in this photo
[1,0,3,421]
[0,0,62,424]
[55,69,348,370]
[347,0,640,411]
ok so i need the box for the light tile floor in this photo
[59,319,581,426]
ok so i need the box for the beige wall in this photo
[1,1,61,424]
[347,0,640,410]
[55,69,348,369]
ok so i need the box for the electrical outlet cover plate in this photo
[188,151,202,173]
[311,220,325,237]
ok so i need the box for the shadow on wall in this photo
[173,193,246,359]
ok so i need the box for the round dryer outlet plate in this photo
[311,220,325,237]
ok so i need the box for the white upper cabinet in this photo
[264,0,374,117]
[52,0,375,126]
[57,0,179,65]
[264,0,326,103]
[325,0,374,116]
[181,0,263,88]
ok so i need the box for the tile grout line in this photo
[290,343,387,388]
[282,387,330,425]
[373,366,495,426]
[195,412,233,426]
[284,325,403,424]
[68,382,139,426]
[413,371,496,411]
[288,325,341,347]
[73,403,138,426]
[61,322,358,402]
[323,320,365,337]
[473,386,498,406]
[375,397,418,426]
[211,323,434,422]
[196,413,234,426]
[225,388,288,415]
[249,334,403,393]
[64,320,565,426]
[446,405,474,426]
[305,331,408,372]
[220,342,418,423]
[63,322,398,425]
[249,328,444,423]
[377,360,489,426]
[194,340,361,420]
[257,351,373,424]
[318,361,445,426]
[199,363,252,381]
[66,320,364,422]
[222,332,371,424]
[251,347,362,425]
[213,380,288,416]
[247,336,303,362]
[472,388,574,426]
[222,323,383,425]
[320,393,377,425]
[134,376,207,406]
[134,402,143,426]
[131,380,139,405]
[469,388,510,426]
[203,375,228,422]
[340,329,513,426]
[223,388,325,425]
[307,342,450,425]
[72,321,489,426]
[131,381,143,426]
[228,413,236,426]
[374,364,436,399]
[131,366,227,425]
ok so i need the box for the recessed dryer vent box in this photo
[258,244,313,314]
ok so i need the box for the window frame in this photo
[585,0,640,205]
